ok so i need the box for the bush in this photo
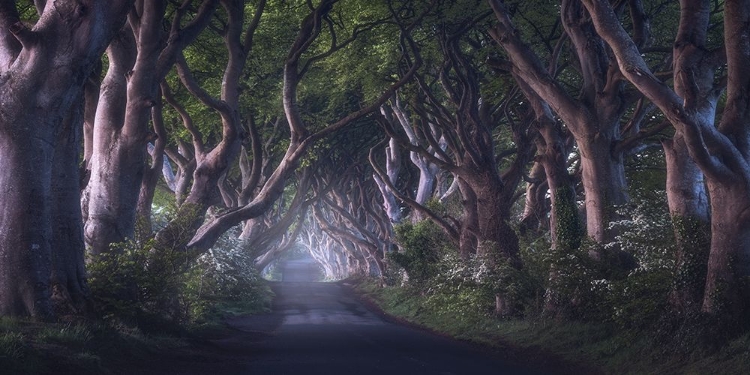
[389,220,542,318]
[424,251,496,319]
[88,237,192,322]
[186,234,273,319]
[390,220,450,283]
[604,196,676,328]
[88,225,272,325]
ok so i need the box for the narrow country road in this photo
[220,260,541,375]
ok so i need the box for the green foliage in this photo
[88,216,272,325]
[37,324,93,347]
[422,250,511,321]
[188,233,274,320]
[390,220,449,282]
[543,237,608,319]
[0,331,25,360]
[88,237,192,322]
[603,193,676,328]
[389,221,538,318]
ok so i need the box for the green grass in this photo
[0,291,272,375]
[352,277,750,375]
[37,323,93,347]
[0,331,26,359]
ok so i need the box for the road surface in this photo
[221,260,541,374]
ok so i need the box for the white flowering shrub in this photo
[602,190,676,327]
[184,228,272,320]
[422,251,496,319]
[606,195,675,272]
[89,224,272,324]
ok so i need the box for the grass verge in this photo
[0,288,273,374]
[349,277,750,375]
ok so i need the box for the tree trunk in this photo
[461,170,521,316]
[0,125,55,318]
[537,122,582,317]
[372,138,402,224]
[579,136,628,247]
[86,0,218,254]
[465,170,520,260]
[702,181,750,317]
[519,162,548,235]
[83,25,145,255]
[0,1,132,318]
[457,178,480,259]
[51,99,91,317]
[665,0,715,314]
[664,134,710,314]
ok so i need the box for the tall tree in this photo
[184,0,421,254]
[84,0,218,255]
[376,12,536,314]
[153,0,266,253]
[0,0,132,318]
[489,0,645,251]
[581,0,750,320]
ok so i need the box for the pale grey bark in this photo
[0,0,132,318]
[372,135,402,224]
[580,0,750,317]
[85,0,219,255]
[489,0,635,246]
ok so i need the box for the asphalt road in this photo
[222,260,540,375]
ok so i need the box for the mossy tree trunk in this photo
[581,0,750,321]
[664,134,710,314]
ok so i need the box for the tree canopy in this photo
[2,0,750,342]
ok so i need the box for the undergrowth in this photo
[353,277,750,374]
[363,196,750,374]
[1,222,274,374]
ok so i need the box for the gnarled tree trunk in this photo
[580,0,750,321]
[0,0,132,318]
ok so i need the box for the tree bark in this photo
[664,0,714,314]
[373,136,402,224]
[519,162,549,235]
[0,118,56,318]
[664,134,710,313]
[85,0,218,255]
[579,0,750,319]
[50,97,90,317]
[0,0,132,318]
[84,15,152,255]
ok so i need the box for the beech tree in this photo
[83,0,218,255]
[152,0,266,253]
[580,0,750,321]
[370,13,539,314]
[183,0,421,254]
[0,0,132,318]
[488,0,654,252]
